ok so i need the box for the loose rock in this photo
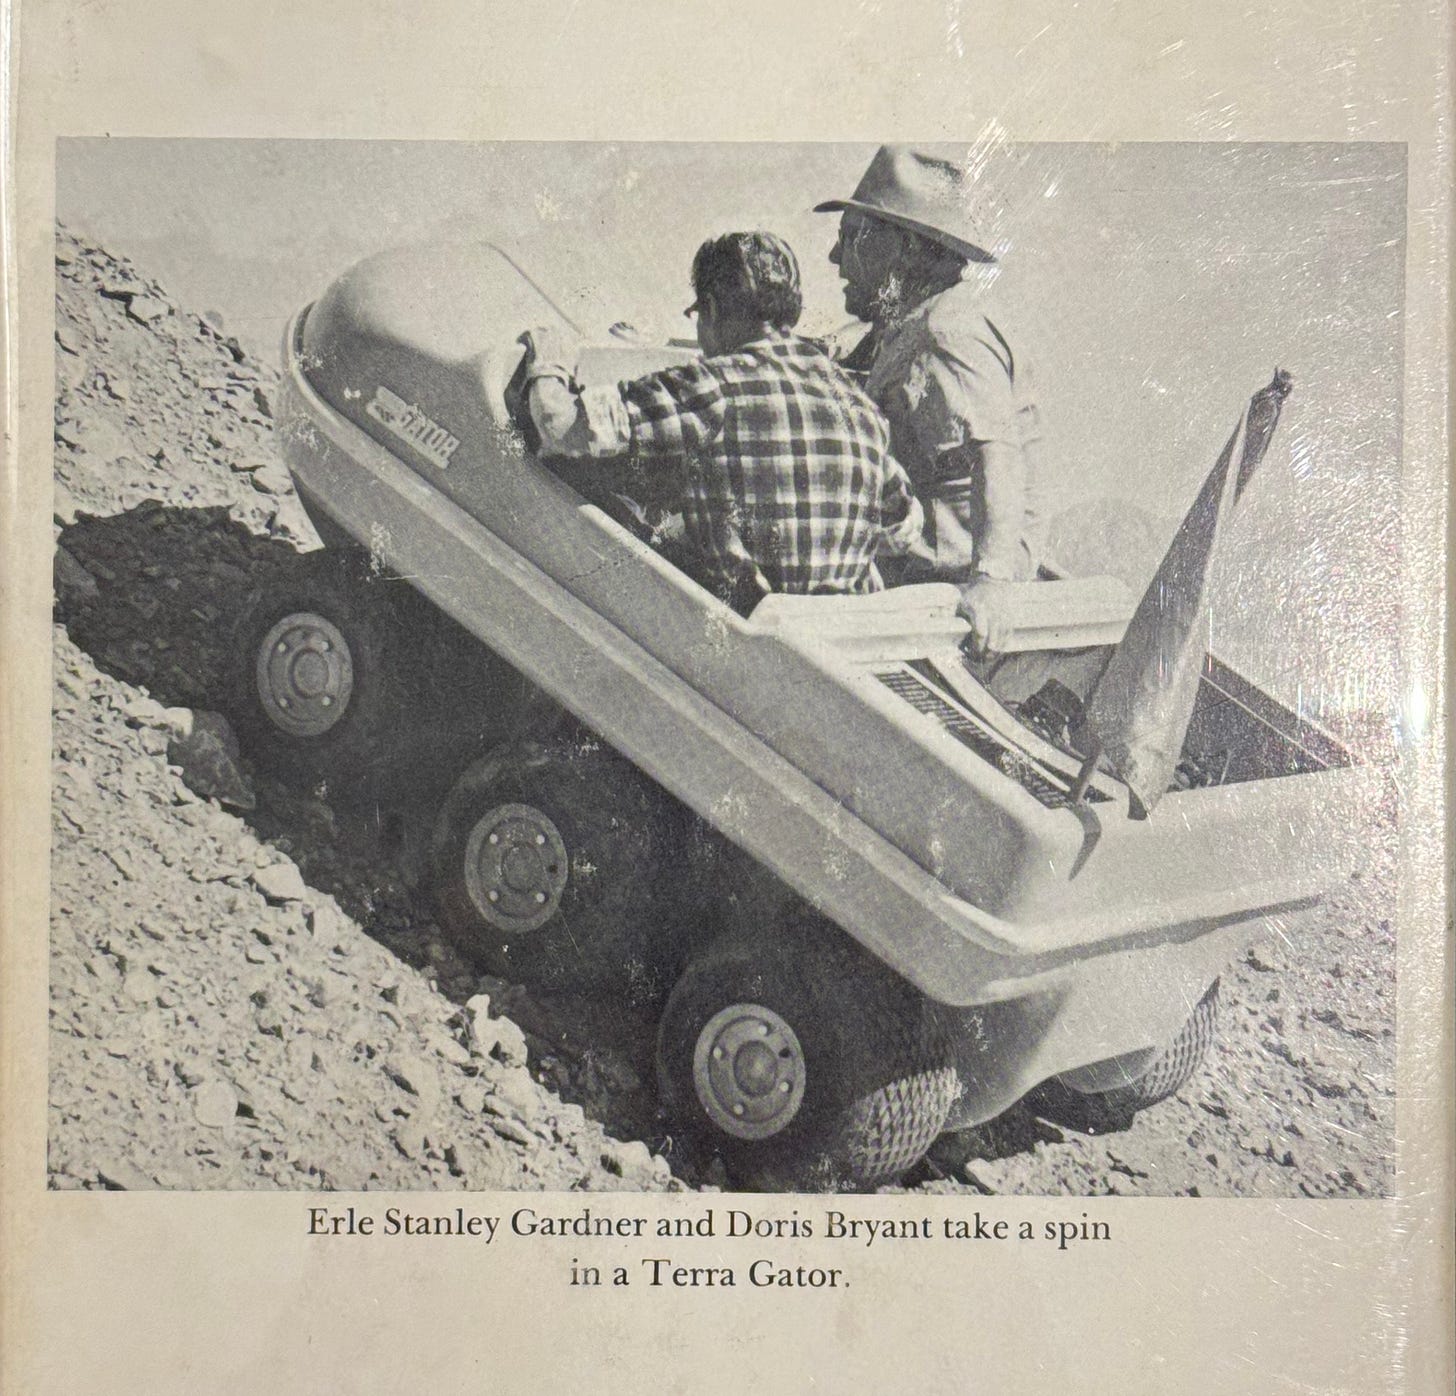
[166,709,255,810]
[55,547,101,606]
[126,296,170,326]
[192,1079,239,1129]
[250,861,307,904]
[96,1158,157,1191]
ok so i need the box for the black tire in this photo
[430,739,687,1000]
[231,550,523,799]
[656,921,959,1191]
[1036,980,1220,1127]
[230,550,411,793]
[417,609,531,766]
[1088,978,1220,1110]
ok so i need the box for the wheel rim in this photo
[255,611,354,738]
[462,802,570,934]
[692,1003,806,1141]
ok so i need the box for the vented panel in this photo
[876,668,1108,810]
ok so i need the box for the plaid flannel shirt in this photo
[555,333,921,610]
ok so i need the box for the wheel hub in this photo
[255,611,354,738]
[692,1003,805,1141]
[463,802,569,934]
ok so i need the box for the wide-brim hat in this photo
[815,145,997,264]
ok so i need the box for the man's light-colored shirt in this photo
[854,281,1047,583]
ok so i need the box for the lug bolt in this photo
[320,696,332,707]
[732,1104,745,1117]
[758,1023,770,1036]
[319,640,330,653]
[534,892,547,904]
[488,833,499,845]
[713,1046,724,1061]
[487,890,499,903]
[277,696,290,708]
[535,833,546,846]
[276,641,288,654]
[779,1081,791,1093]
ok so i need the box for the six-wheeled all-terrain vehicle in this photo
[237,241,1376,1190]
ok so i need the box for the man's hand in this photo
[956,575,1014,658]
[518,325,577,385]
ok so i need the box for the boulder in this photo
[125,295,170,326]
[167,710,256,811]
[250,860,308,904]
[54,547,100,607]
[192,1078,239,1129]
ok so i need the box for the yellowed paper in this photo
[3,3,1451,1392]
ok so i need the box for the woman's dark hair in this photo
[691,231,803,330]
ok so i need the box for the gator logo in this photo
[365,384,460,470]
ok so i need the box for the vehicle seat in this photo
[750,576,1133,654]
[972,575,1134,654]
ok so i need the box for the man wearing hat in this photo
[817,145,1048,653]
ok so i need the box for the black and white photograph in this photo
[47,138,1405,1199]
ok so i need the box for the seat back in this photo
[980,575,1135,653]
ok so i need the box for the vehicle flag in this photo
[1080,370,1293,817]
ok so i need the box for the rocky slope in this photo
[49,225,670,1193]
[48,222,1396,1197]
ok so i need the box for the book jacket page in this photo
[3,2,1450,1392]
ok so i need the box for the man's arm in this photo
[519,326,724,465]
[903,326,1031,655]
[877,455,926,556]
[902,325,1028,581]
[963,438,1027,581]
[527,377,632,458]
[519,326,633,459]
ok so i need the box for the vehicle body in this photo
[256,241,1376,1187]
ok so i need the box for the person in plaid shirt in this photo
[520,231,922,614]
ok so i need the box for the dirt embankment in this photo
[49,224,1397,1197]
[49,225,670,1193]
